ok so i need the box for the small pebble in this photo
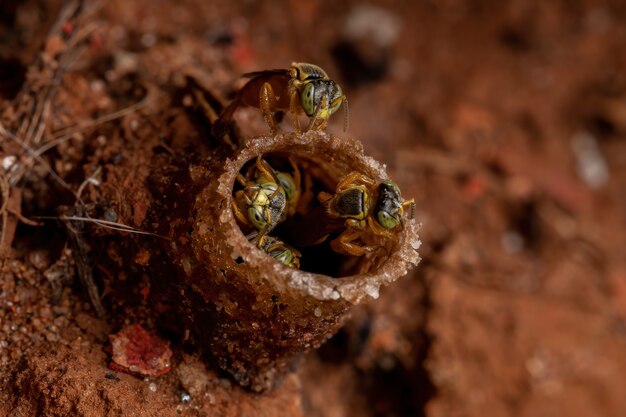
[180,391,191,403]
[140,33,157,48]
[501,231,524,254]
[571,131,609,189]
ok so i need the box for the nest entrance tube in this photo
[181,131,420,391]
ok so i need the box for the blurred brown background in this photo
[1,0,626,416]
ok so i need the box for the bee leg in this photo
[329,95,347,109]
[330,229,371,256]
[213,98,242,141]
[254,225,270,248]
[317,191,334,204]
[335,172,377,192]
[402,199,416,220]
[256,157,280,183]
[305,95,328,132]
[260,82,279,135]
[345,218,366,230]
[236,173,249,187]
[232,192,252,226]
[316,118,329,132]
[367,216,395,238]
[289,90,302,133]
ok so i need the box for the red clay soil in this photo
[2,0,626,416]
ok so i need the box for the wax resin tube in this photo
[146,131,420,391]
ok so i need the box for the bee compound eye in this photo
[277,173,296,201]
[248,207,266,229]
[377,210,399,229]
[300,83,316,115]
[274,250,291,265]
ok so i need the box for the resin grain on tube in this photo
[160,131,420,391]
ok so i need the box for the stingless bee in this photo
[318,172,415,256]
[254,233,301,269]
[241,156,301,216]
[232,156,301,242]
[214,62,348,136]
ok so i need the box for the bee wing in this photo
[242,69,290,79]
[235,70,293,109]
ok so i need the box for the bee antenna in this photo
[306,96,325,132]
[343,98,349,132]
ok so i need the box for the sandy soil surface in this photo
[2,0,626,416]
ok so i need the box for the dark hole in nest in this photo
[233,152,370,278]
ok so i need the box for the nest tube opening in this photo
[230,150,376,277]
[185,131,420,391]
